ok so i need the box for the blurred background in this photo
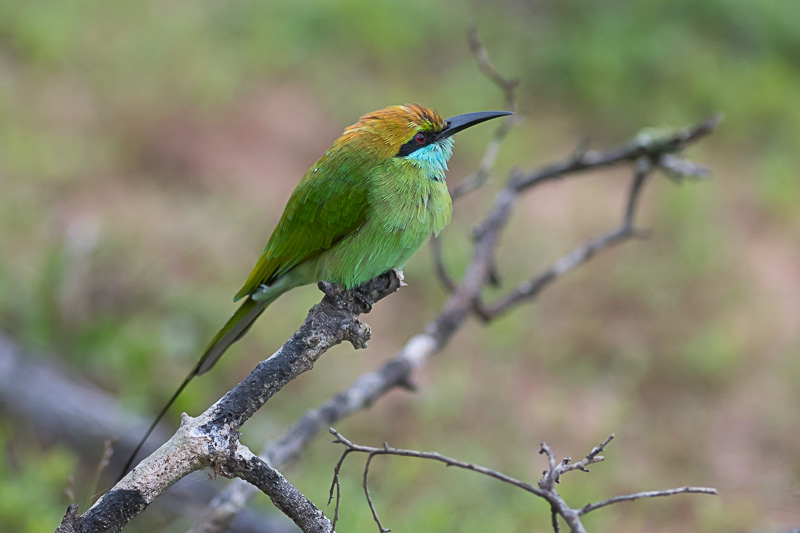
[1,1,799,531]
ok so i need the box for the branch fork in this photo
[58,271,403,533]
[328,429,716,533]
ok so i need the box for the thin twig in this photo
[509,113,722,193]
[449,27,520,201]
[329,429,715,533]
[330,429,549,498]
[550,506,560,533]
[539,442,559,488]
[579,486,719,515]
[363,453,389,532]
[330,428,554,532]
[328,448,352,531]
[475,153,656,319]
[624,157,652,227]
[467,26,519,111]
[540,434,614,494]
[432,29,521,291]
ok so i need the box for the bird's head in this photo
[334,103,511,180]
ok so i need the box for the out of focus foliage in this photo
[1,1,798,532]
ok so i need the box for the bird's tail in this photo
[194,293,277,376]
[117,292,281,482]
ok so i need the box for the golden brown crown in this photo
[335,103,445,158]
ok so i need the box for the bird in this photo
[119,103,512,480]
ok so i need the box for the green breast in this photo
[298,160,452,289]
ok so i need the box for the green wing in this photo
[234,151,369,301]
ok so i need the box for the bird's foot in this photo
[352,290,373,313]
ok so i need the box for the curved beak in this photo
[437,110,513,141]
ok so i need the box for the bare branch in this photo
[474,134,701,319]
[330,428,553,532]
[473,115,722,320]
[362,453,390,533]
[227,445,334,532]
[432,28,522,291]
[329,429,715,533]
[579,486,719,515]
[450,27,520,201]
[57,272,403,533]
[327,448,352,531]
[467,26,519,109]
[539,435,614,491]
[510,113,722,193]
[550,506,561,533]
[330,429,549,498]
[473,116,724,319]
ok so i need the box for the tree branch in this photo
[509,113,721,193]
[432,27,522,291]
[0,332,294,532]
[328,429,716,533]
[226,445,333,532]
[449,26,520,201]
[579,486,719,516]
[57,272,402,533]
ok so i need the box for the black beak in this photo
[437,110,513,141]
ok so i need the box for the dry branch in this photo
[56,272,403,533]
[0,332,295,533]
[328,429,717,533]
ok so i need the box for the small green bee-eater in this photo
[121,104,511,478]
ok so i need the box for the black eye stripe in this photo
[396,130,436,157]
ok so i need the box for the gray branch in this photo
[329,429,717,533]
[579,486,719,516]
[56,272,402,533]
[0,332,296,533]
[226,445,333,533]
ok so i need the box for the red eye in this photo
[415,132,426,144]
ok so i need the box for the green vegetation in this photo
[1,1,798,531]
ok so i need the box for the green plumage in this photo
[198,121,454,374]
[193,104,515,375]
[119,105,510,481]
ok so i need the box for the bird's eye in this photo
[415,132,426,144]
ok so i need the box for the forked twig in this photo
[472,115,720,320]
[329,429,717,533]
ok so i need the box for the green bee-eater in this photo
[121,104,511,478]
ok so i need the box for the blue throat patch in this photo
[404,138,455,181]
